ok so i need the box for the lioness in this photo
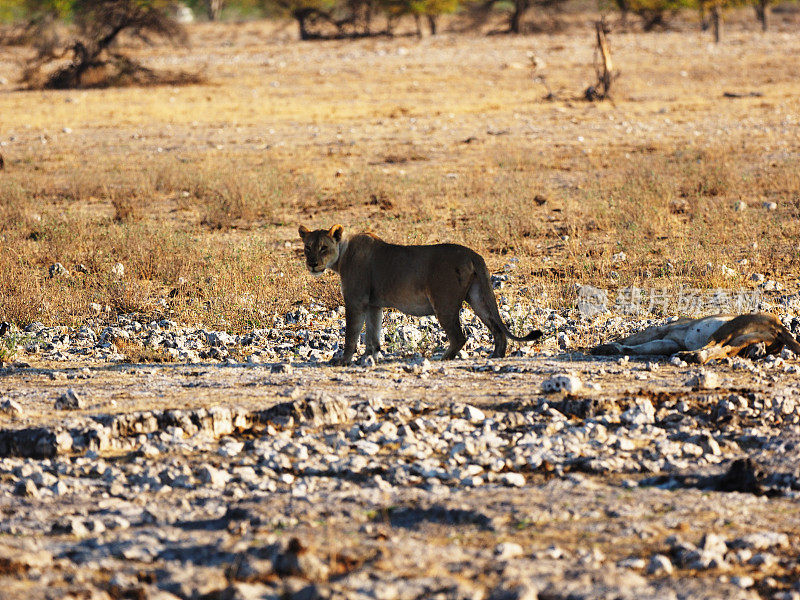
[591,313,800,364]
[299,224,542,365]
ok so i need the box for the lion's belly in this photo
[373,287,434,316]
[670,315,737,350]
[382,298,434,317]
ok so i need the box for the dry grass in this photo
[0,14,799,331]
[112,338,179,363]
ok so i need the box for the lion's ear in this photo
[298,225,310,240]
[328,224,344,242]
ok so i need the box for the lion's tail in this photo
[471,255,543,343]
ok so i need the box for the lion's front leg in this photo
[332,303,366,366]
[364,306,383,358]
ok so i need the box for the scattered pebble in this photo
[48,263,69,278]
[685,370,720,390]
[54,389,84,410]
[541,374,582,394]
[494,542,524,560]
[646,554,673,575]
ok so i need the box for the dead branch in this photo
[584,19,617,101]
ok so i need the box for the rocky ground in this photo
[3,284,800,600]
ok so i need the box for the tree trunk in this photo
[206,0,223,21]
[294,9,314,40]
[711,3,721,43]
[509,0,528,33]
[427,14,438,35]
[363,0,373,36]
[49,41,93,88]
[595,21,613,98]
[699,2,708,30]
[755,0,768,31]
[385,14,396,36]
[615,0,629,25]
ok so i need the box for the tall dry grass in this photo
[1,142,797,331]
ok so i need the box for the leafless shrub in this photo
[21,0,201,89]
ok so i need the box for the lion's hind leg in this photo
[590,342,624,356]
[622,340,683,356]
[466,280,507,358]
[687,332,777,364]
[429,293,468,360]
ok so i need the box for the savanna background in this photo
[1,0,799,332]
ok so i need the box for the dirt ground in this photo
[2,12,800,600]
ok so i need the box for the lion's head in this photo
[298,224,344,276]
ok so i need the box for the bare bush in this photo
[21,0,201,89]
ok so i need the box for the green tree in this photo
[608,0,692,30]
[376,0,457,35]
[264,0,338,39]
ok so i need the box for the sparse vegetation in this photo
[0,18,799,332]
[0,330,24,362]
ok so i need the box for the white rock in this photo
[48,263,69,278]
[198,465,230,488]
[698,433,721,456]
[557,332,571,349]
[175,3,194,23]
[748,552,778,567]
[499,472,526,487]
[111,263,125,278]
[55,389,84,410]
[218,441,244,457]
[647,554,673,575]
[618,557,647,569]
[398,325,423,346]
[685,370,720,390]
[51,481,69,496]
[700,533,728,555]
[763,201,777,211]
[13,479,38,497]
[494,542,524,560]
[139,443,160,458]
[462,404,486,424]
[0,399,22,416]
[731,532,789,550]
[535,545,565,560]
[621,398,655,425]
[731,575,754,589]
[541,374,582,394]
